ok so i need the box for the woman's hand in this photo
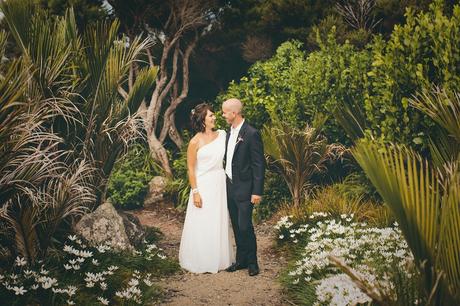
[193,193,202,208]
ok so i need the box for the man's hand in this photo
[251,195,262,205]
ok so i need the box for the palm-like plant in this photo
[262,117,344,207]
[1,0,157,204]
[0,29,95,263]
[352,139,459,304]
[411,88,460,169]
[349,87,460,304]
[0,0,157,263]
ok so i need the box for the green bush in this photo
[107,143,160,210]
[254,170,291,222]
[364,1,460,149]
[333,171,381,202]
[216,31,372,145]
[164,132,191,210]
[218,1,460,152]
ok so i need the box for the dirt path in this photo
[132,203,288,306]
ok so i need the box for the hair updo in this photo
[190,103,212,133]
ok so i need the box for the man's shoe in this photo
[225,262,247,272]
[248,263,259,276]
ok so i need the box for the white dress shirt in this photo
[225,119,245,180]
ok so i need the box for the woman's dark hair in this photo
[190,103,213,133]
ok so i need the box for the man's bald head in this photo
[223,98,243,115]
[222,98,244,126]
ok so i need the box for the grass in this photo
[276,185,394,228]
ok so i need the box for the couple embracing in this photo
[178,98,265,276]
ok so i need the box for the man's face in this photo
[221,104,236,125]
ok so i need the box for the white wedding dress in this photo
[179,129,235,273]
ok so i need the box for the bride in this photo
[178,103,235,273]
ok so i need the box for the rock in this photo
[119,211,146,248]
[144,176,168,207]
[74,202,133,252]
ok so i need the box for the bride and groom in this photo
[178,98,265,276]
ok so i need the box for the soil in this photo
[130,202,290,306]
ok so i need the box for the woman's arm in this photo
[187,137,202,208]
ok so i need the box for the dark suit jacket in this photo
[225,121,265,201]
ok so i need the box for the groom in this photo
[222,98,265,276]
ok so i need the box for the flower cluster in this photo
[314,273,372,306]
[275,213,414,305]
[115,270,150,304]
[0,233,171,305]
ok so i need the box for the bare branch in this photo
[155,42,180,122]
[159,33,198,143]
[336,0,381,31]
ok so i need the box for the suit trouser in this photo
[226,178,258,265]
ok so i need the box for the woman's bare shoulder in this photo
[188,134,201,147]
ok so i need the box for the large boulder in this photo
[144,176,168,207]
[119,211,146,248]
[75,202,133,252]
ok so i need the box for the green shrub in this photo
[364,1,460,149]
[333,171,381,202]
[107,143,160,210]
[165,133,191,210]
[254,170,291,222]
[216,31,372,145]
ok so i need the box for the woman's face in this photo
[204,110,216,130]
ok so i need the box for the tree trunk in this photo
[168,112,184,148]
[146,128,173,176]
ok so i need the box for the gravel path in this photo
[131,203,289,306]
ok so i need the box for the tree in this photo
[37,0,109,28]
[108,0,220,175]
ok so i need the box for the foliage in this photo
[275,212,417,305]
[164,132,191,210]
[0,27,95,265]
[410,87,460,168]
[0,0,156,265]
[107,144,160,210]
[364,1,460,149]
[0,232,178,305]
[37,0,108,28]
[348,86,460,304]
[218,32,372,145]
[253,170,291,222]
[189,0,432,105]
[306,15,349,48]
[262,119,344,207]
[311,186,392,227]
[333,171,381,202]
[277,185,392,228]
[1,0,157,205]
[352,138,460,304]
